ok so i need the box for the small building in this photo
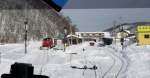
[136,26,150,45]
[67,35,82,45]
[113,30,130,43]
[116,30,130,39]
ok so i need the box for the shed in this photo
[136,26,150,45]
[67,35,82,45]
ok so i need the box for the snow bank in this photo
[125,44,150,78]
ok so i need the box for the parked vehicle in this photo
[89,41,95,46]
[40,38,56,50]
[102,38,113,45]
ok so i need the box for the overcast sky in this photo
[61,0,150,32]
[61,8,150,32]
[64,0,150,9]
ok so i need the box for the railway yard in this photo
[0,41,149,78]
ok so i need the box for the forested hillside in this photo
[0,0,77,43]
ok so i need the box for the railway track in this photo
[101,46,128,78]
[101,54,116,78]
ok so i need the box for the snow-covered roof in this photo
[76,32,107,34]
[124,30,131,34]
[67,34,82,38]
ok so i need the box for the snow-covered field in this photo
[0,41,150,78]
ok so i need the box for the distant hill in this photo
[0,0,72,43]
[103,22,150,34]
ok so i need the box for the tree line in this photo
[0,0,78,43]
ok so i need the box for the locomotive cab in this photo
[40,38,53,50]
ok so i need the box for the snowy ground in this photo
[0,41,150,78]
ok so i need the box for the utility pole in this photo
[63,27,67,52]
[24,19,28,54]
[121,26,124,50]
[118,17,125,50]
[113,20,117,44]
[70,26,73,45]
